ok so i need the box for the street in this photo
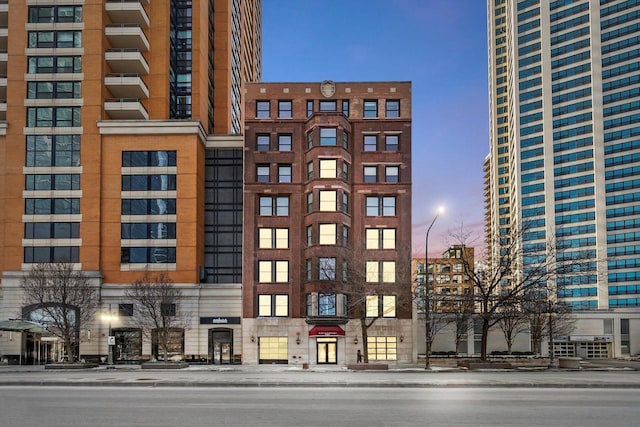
[1,386,639,426]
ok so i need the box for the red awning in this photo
[308,325,345,337]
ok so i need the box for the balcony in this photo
[105,48,149,75]
[105,24,149,51]
[105,73,149,99]
[106,1,150,28]
[104,98,148,120]
[0,1,7,28]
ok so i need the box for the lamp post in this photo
[101,304,117,367]
[424,207,443,370]
[546,300,557,368]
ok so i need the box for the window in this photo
[121,199,176,215]
[342,193,349,213]
[25,198,80,214]
[342,100,350,117]
[278,165,291,183]
[29,6,82,23]
[364,100,378,117]
[118,304,134,317]
[319,101,336,112]
[24,246,79,263]
[28,31,82,48]
[161,303,176,317]
[28,56,81,74]
[306,100,314,117]
[364,135,377,151]
[342,163,349,180]
[307,131,314,149]
[27,82,81,99]
[120,247,176,264]
[122,151,176,167]
[256,134,270,151]
[24,222,79,239]
[385,166,399,183]
[256,101,270,118]
[258,295,288,317]
[121,223,176,239]
[319,257,336,280]
[259,228,288,249]
[256,165,270,183]
[121,175,176,191]
[306,225,313,246]
[259,196,289,216]
[307,192,313,213]
[385,135,399,151]
[366,196,396,216]
[366,228,396,249]
[364,166,377,183]
[365,295,397,318]
[367,336,397,361]
[306,162,314,180]
[342,132,349,149]
[26,107,81,127]
[319,224,336,245]
[258,260,288,283]
[319,159,337,178]
[320,128,337,146]
[258,336,288,364]
[386,100,400,118]
[319,294,337,316]
[319,190,337,211]
[278,134,292,151]
[366,261,396,283]
[342,225,349,246]
[278,100,292,118]
[25,174,80,191]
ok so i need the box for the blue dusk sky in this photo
[261,0,489,257]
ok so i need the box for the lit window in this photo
[365,228,396,249]
[258,260,288,283]
[278,165,291,183]
[366,261,395,282]
[258,295,288,317]
[364,135,377,151]
[258,228,288,249]
[320,128,337,146]
[319,190,337,211]
[319,159,337,178]
[364,100,378,118]
[366,295,379,317]
[278,100,292,118]
[386,100,400,118]
[385,166,399,183]
[367,336,397,361]
[258,336,288,363]
[256,101,270,118]
[364,166,377,183]
[319,224,336,245]
[256,165,269,183]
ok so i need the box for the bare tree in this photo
[497,304,530,355]
[21,263,98,361]
[524,290,576,355]
[125,273,190,362]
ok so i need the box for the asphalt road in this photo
[1,386,639,427]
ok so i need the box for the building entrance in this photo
[209,328,233,364]
[317,337,337,364]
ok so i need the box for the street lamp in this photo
[544,300,557,368]
[101,304,118,367]
[424,206,444,370]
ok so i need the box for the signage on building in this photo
[200,317,241,325]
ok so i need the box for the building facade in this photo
[242,81,413,366]
[486,0,640,356]
[0,0,260,364]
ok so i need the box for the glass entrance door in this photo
[209,328,233,364]
[317,337,337,364]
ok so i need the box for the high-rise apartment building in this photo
[487,0,640,356]
[0,0,260,364]
[242,81,413,366]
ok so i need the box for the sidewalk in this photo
[1,361,639,388]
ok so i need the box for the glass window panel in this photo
[274,295,288,316]
[366,261,379,282]
[319,159,337,178]
[275,261,288,282]
[319,190,337,211]
[366,295,379,317]
[366,229,379,249]
[319,224,336,245]
[258,295,272,316]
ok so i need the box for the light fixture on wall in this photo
[250,335,255,343]
[296,332,301,345]
[353,336,358,345]
[399,335,404,343]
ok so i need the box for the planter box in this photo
[141,361,188,369]
[558,357,581,369]
[347,363,388,370]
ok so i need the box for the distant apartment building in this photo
[486,0,640,357]
[0,0,261,364]
[242,81,413,366]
